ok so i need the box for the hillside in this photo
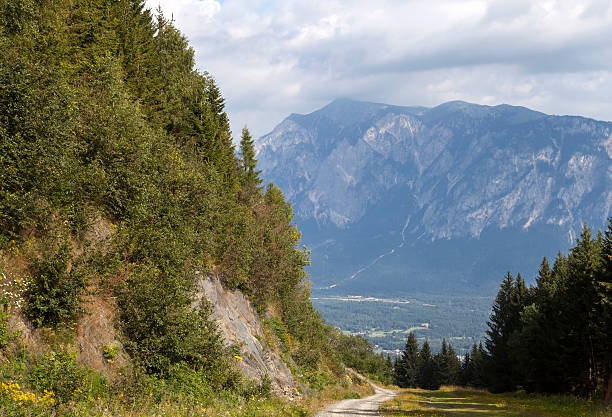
[0,1,392,415]
[257,98,612,295]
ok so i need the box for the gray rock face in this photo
[256,99,612,293]
[258,99,611,240]
[195,276,300,397]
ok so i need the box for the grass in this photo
[380,386,612,417]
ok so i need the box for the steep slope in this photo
[0,2,359,415]
[257,99,612,294]
[197,275,300,397]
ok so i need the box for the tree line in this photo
[393,220,611,400]
[484,221,611,399]
[393,333,487,390]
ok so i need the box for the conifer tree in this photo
[552,251,569,288]
[560,225,603,395]
[386,354,394,379]
[460,351,472,386]
[534,257,554,303]
[484,272,523,392]
[238,126,262,194]
[601,217,612,401]
[510,255,565,393]
[395,332,418,388]
[439,339,450,385]
[437,339,461,385]
[417,340,441,390]
[471,342,487,388]
[445,343,461,385]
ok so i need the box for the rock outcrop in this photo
[196,275,300,397]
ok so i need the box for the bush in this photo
[103,343,118,362]
[118,262,236,388]
[239,374,272,399]
[29,350,89,404]
[25,242,86,328]
[0,296,9,349]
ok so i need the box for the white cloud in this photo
[146,0,612,137]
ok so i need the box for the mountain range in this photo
[256,99,612,296]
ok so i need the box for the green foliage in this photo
[29,350,90,404]
[484,271,528,393]
[416,340,441,390]
[396,333,469,391]
[103,343,118,361]
[477,221,612,399]
[0,296,9,349]
[25,242,86,328]
[394,332,418,388]
[118,263,233,386]
[438,339,461,386]
[0,0,345,407]
[239,374,272,399]
[331,332,393,384]
[264,316,291,352]
[238,126,262,196]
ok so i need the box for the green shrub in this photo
[0,296,9,349]
[25,242,86,328]
[118,262,237,388]
[29,350,89,404]
[103,343,118,362]
[264,317,290,352]
[240,374,272,399]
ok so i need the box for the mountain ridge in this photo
[256,98,612,293]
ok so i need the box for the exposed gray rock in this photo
[256,99,612,293]
[195,276,301,397]
[258,99,611,239]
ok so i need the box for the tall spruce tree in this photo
[395,332,419,388]
[445,343,461,385]
[484,272,524,392]
[460,351,473,386]
[417,340,441,390]
[601,217,612,401]
[560,225,603,395]
[471,342,487,388]
[534,257,554,304]
[238,126,262,194]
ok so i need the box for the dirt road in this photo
[316,380,396,417]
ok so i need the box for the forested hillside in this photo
[0,1,388,415]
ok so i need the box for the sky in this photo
[145,0,612,138]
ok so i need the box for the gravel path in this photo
[316,379,396,417]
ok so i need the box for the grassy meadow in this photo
[380,386,611,417]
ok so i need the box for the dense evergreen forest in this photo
[0,1,390,415]
[394,220,612,401]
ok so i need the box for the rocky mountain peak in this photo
[256,99,612,293]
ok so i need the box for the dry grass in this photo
[380,386,612,417]
[76,294,129,380]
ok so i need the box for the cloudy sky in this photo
[145,0,612,138]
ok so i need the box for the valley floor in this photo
[380,386,611,417]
